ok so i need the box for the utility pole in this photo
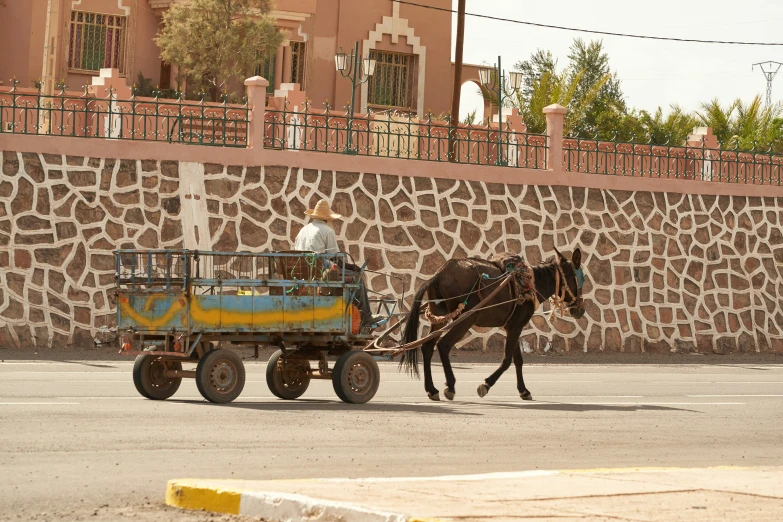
[448,0,466,163]
[752,61,783,107]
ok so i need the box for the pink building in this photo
[0,0,471,117]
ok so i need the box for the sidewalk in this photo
[166,466,783,521]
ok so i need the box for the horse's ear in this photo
[553,245,563,260]
[572,248,582,269]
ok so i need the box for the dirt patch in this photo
[0,501,259,522]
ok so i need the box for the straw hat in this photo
[305,199,342,221]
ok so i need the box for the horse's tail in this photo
[399,278,433,378]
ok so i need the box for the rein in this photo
[549,259,578,320]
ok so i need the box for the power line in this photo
[392,0,783,46]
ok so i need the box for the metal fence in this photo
[0,80,249,147]
[563,136,783,185]
[264,102,548,169]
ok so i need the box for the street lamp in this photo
[335,41,376,154]
[479,56,521,165]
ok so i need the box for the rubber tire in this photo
[332,350,380,404]
[195,349,246,404]
[266,350,311,400]
[132,354,182,400]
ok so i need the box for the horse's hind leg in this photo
[438,343,455,400]
[422,339,440,401]
[436,318,475,401]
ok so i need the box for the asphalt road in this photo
[1,358,782,521]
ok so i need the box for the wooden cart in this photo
[115,250,399,404]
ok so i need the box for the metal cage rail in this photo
[264,101,548,168]
[563,136,783,185]
[0,80,249,147]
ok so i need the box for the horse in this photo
[400,247,585,401]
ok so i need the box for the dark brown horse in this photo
[401,248,584,401]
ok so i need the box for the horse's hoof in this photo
[444,389,455,401]
[428,392,440,402]
[521,390,533,401]
[477,383,490,398]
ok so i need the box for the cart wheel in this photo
[195,349,245,404]
[132,354,182,400]
[332,351,380,404]
[266,350,311,400]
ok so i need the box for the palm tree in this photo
[639,106,699,145]
[512,67,609,135]
[696,96,783,150]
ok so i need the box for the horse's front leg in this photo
[478,321,525,398]
[512,337,532,400]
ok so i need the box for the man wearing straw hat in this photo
[295,199,383,327]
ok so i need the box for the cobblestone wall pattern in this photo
[1,151,782,354]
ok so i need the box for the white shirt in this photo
[294,220,339,254]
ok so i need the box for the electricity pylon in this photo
[752,61,783,106]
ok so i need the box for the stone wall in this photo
[2,149,783,354]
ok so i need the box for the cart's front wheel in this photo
[266,350,311,400]
[332,351,380,404]
[196,349,245,404]
[132,354,182,400]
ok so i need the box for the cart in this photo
[115,250,400,404]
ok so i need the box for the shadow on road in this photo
[485,401,699,413]
[60,360,119,369]
[173,399,481,415]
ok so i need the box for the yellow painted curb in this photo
[165,479,241,515]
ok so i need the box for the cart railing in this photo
[115,250,360,292]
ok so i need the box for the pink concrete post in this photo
[544,104,567,174]
[244,76,270,150]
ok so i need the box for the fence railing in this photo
[563,136,783,185]
[263,102,547,169]
[0,80,249,147]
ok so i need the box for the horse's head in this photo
[553,246,585,319]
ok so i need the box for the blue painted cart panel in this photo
[118,293,188,330]
[119,292,347,334]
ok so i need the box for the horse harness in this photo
[425,254,579,326]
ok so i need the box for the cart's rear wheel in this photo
[332,351,380,404]
[132,354,182,400]
[195,349,245,404]
[266,350,311,400]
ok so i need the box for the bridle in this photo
[549,256,583,320]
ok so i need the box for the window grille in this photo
[68,11,127,74]
[290,41,306,86]
[255,53,276,94]
[368,50,416,110]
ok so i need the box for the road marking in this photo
[687,394,783,397]
[0,402,80,405]
[0,371,127,374]
[656,381,783,384]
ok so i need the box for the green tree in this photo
[511,39,616,136]
[513,67,610,135]
[515,49,556,101]
[566,39,625,137]
[155,0,283,101]
[639,106,699,145]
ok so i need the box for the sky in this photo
[451,0,783,119]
